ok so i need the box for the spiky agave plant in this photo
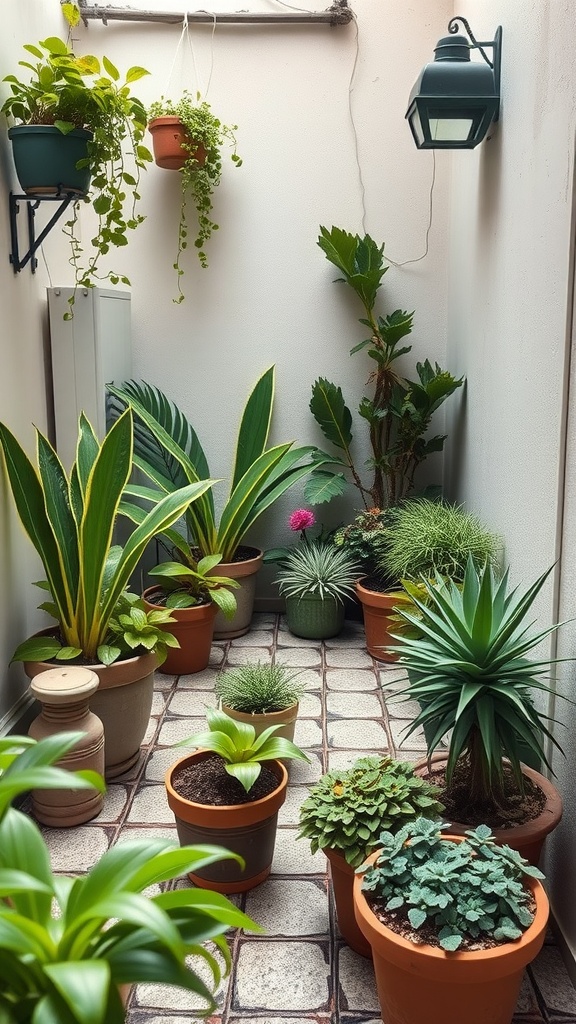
[215,662,305,714]
[276,542,362,603]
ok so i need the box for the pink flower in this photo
[289,509,316,532]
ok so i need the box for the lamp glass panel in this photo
[410,107,425,146]
[430,117,474,142]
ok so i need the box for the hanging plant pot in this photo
[8,125,92,195]
[143,587,216,675]
[148,116,206,171]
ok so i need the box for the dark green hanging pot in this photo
[8,125,92,195]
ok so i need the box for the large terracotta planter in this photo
[165,749,288,893]
[212,548,263,640]
[24,640,157,780]
[414,752,563,865]
[143,587,216,675]
[221,702,299,743]
[325,847,372,957]
[353,845,549,1024]
[355,580,400,662]
[285,594,345,640]
[148,116,206,170]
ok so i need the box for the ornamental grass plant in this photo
[215,663,305,715]
[275,541,362,603]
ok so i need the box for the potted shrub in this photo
[0,409,214,777]
[275,541,362,639]
[109,366,335,639]
[148,90,241,299]
[143,552,238,674]
[165,708,308,893]
[389,558,564,863]
[0,733,260,1024]
[298,756,443,955]
[2,18,152,317]
[353,818,549,1024]
[215,661,305,742]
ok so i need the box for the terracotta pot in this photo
[355,580,401,662]
[212,548,263,640]
[143,587,216,675]
[353,844,549,1024]
[285,594,345,640]
[414,752,563,865]
[148,116,207,170]
[24,635,157,780]
[325,847,372,957]
[221,701,299,743]
[165,749,288,893]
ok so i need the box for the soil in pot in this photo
[171,753,279,805]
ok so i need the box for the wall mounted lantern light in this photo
[406,16,502,150]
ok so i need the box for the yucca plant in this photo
[107,366,340,564]
[0,409,214,664]
[275,541,362,602]
[389,558,564,811]
[215,662,305,714]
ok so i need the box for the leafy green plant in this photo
[309,227,463,509]
[181,707,309,793]
[379,499,501,582]
[0,409,215,665]
[275,541,362,603]
[360,817,544,952]
[389,558,565,811]
[148,91,241,298]
[148,552,239,619]
[298,756,443,868]
[333,507,392,576]
[215,662,305,714]
[108,367,336,564]
[2,20,152,316]
[0,733,261,1024]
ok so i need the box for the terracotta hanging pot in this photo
[355,580,400,662]
[143,587,216,675]
[148,116,207,170]
[165,749,288,893]
[212,547,263,640]
[414,752,563,865]
[353,844,549,1024]
[325,847,372,957]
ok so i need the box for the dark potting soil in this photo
[425,758,546,830]
[228,545,260,564]
[360,574,398,593]
[172,754,279,806]
[145,588,209,610]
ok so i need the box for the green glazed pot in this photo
[285,594,345,640]
[8,125,92,195]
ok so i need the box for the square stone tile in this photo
[94,785,130,823]
[271,647,322,668]
[278,786,308,826]
[326,669,378,691]
[327,749,380,772]
[42,826,111,872]
[377,665,409,686]
[244,878,329,936]
[145,746,181,782]
[530,946,576,1013]
[324,622,366,647]
[325,649,374,670]
[327,719,388,750]
[233,941,330,1010]
[287,751,323,785]
[326,691,383,719]
[157,717,205,746]
[177,667,221,689]
[225,647,273,666]
[209,645,226,665]
[294,719,323,748]
[127,784,173,825]
[384,694,421,719]
[514,973,545,1015]
[338,945,379,1012]
[128,1017,211,1024]
[272,828,327,875]
[150,691,167,716]
[167,690,215,716]
[277,628,324,649]
[298,692,322,717]
[154,669,178,689]
[293,669,323,691]
[388,718,427,751]
[229,630,274,647]
[252,613,278,628]
[143,717,159,744]
[135,945,229,1010]
[115,825,178,846]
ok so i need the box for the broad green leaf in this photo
[231,366,274,490]
[309,378,353,450]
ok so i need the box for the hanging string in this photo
[194,10,217,99]
[163,12,200,98]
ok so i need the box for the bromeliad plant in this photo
[359,817,545,952]
[215,662,305,715]
[181,707,309,793]
[0,734,260,1024]
[0,409,215,665]
[148,552,238,619]
[309,226,463,509]
[108,366,335,564]
[298,756,443,869]
[389,558,565,813]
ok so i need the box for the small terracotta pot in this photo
[325,847,372,957]
[148,116,207,170]
[212,548,264,640]
[414,752,563,865]
[165,749,288,893]
[221,702,299,743]
[355,580,401,662]
[353,843,549,1024]
[143,587,216,675]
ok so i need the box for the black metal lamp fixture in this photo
[406,16,502,150]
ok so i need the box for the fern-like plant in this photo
[275,541,362,603]
[215,663,305,714]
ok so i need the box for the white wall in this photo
[444,0,576,965]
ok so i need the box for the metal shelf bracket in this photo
[9,191,79,274]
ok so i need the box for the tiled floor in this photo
[40,613,576,1024]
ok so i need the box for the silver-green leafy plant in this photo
[181,707,309,793]
[215,662,305,714]
[359,817,545,952]
[379,498,501,582]
[389,558,565,810]
[275,541,362,603]
[298,756,444,868]
[108,367,335,564]
[148,552,238,619]
[0,732,260,1024]
[0,409,214,665]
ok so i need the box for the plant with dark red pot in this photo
[165,708,309,894]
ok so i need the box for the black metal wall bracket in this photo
[9,191,79,274]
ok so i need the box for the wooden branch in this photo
[76,1,354,27]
